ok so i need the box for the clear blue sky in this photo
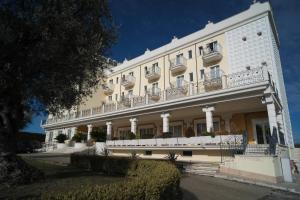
[23,0,300,144]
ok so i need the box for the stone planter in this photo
[57,143,67,149]
[74,142,86,149]
[95,142,107,155]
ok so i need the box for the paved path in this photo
[180,174,300,200]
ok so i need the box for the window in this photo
[176,75,184,87]
[67,129,72,139]
[152,63,158,72]
[176,53,183,64]
[145,151,152,156]
[169,125,182,137]
[115,94,118,101]
[199,46,203,55]
[210,65,220,79]
[58,130,63,135]
[122,75,125,80]
[213,121,220,132]
[122,92,124,97]
[128,90,133,96]
[207,41,218,52]
[116,77,119,84]
[183,151,193,157]
[49,131,53,142]
[196,122,207,135]
[152,63,158,67]
[189,73,193,82]
[144,85,147,92]
[188,50,192,59]
[200,69,205,80]
[144,66,148,74]
[140,128,154,139]
[129,72,134,76]
[108,95,112,101]
[109,79,113,84]
[152,82,158,88]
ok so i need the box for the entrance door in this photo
[253,119,270,144]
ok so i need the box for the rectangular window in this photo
[67,129,72,139]
[144,66,148,74]
[169,125,182,137]
[128,90,133,96]
[109,79,113,84]
[115,94,118,101]
[176,53,183,64]
[188,50,192,59]
[176,75,184,88]
[189,72,193,82]
[116,77,119,84]
[199,46,203,55]
[49,131,53,142]
[196,122,207,135]
[200,69,205,80]
[207,41,218,52]
[129,72,134,76]
[210,65,220,79]
[144,85,147,92]
[145,151,152,156]
[108,96,112,101]
[183,151,193,157]
[140,128,154,139]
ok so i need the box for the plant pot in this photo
[57,143,67,149]
[74,142,86,149]
[95,142,107,155]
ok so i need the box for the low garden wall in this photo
[42,155,182,200]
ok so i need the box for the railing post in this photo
[145,94,149,104]
[102,104,105,113]
[222,75,227,89]
[164,90,167,101]
[130,98,134,107]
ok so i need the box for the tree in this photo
[0,0,116,184]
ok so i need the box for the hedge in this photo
[42,155,182,200]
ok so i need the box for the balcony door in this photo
[210,65,220,79]
[252,119,270,144]
[170,125,182,137]
[207,41,217,52]
[176,54,183,65]
[176,75,184,88]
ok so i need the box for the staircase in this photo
[183,162,220,176]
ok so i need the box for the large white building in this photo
[42,2,294,183]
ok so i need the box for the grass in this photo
[0,154,124,199]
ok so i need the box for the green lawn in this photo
[0,154,124,199]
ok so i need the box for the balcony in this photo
[147,87,161,101]
[145,66,161,81]
[170,56,187,74]
[121,75,135,88]
[102,83,115,95]
[202,44,223,64]
[42,67,269,126]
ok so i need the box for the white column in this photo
[266,102,279,141]
[202,106,215,132]
[130,118,138,134]
[160,113,170,133]
[87,124,93,140]
[71,127,77,138]
[106,122,112,140]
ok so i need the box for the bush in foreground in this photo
[43,155,181,200]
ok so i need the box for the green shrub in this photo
[43,155,182,200]
[72,132,86,142]
[91,128,107,142]
[202,131,215,138]
[55,133,67,143]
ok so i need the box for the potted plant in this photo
[184,127,195,138]
[72,132,87,148]
[91,128,107,154]
[202,131,216,138]
[55,133,68,149]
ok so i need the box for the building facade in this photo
[42,2,294,163]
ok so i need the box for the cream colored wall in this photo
[79,85,106,111]
[78,32,229,110]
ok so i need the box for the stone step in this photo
[187,166,219,171]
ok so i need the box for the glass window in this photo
[210,65,220,79]
[176,75,184,87]
[115,94,118,101]
[109,79,113,84]
[170,125,182,137]
[129,72,134,76]
[189,73,193,82]
[49,131,53,142]
[213,121,220,132]
[108,96,112,101]
[188,50,192,59]
[199,46,203,55]
[196,123,207,135]
[67,129,72,139]
[140,128,154,139]
[200,69,205,80]
[116,77,119,84]
[176,53,183,64]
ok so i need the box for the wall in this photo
[220,155,283,183]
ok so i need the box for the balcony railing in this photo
[170,56,187,74]
[145,66,161,81]
[121,75,135,88]
[102,83,115,95]
[202,43,223,64]
[106,134,243,148]
[43,67,269,125]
